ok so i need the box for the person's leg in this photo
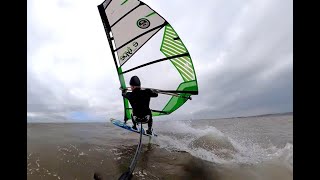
[148,117,153,130]
[131,115,137,130]
[146,116,153,134]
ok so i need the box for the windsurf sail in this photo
[98,0,199,121]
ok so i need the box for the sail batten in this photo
[120,53,190,75]
[110,4,142,28]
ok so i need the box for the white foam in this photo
[35,159,40,167]
[79,152,87,156]
[154,121,293,166]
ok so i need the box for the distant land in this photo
[194,111,293,121]
[27,111,293,123]
[230,111,292,119]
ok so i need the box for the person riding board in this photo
[120,76,158,135]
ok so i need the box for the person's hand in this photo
[151,89,159,93]
[120,87,127,94]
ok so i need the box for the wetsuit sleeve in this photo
[148,89,158,97]
[122,90,130,99]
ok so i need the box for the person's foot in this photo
[132,125,137,131]
[146,129,152,135]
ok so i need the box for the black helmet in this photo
[129,76,141,86]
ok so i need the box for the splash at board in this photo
[110,118,158,137]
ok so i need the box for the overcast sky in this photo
[27,0,292,122]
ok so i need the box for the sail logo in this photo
[120,41,139,62]
[137,18,150,29]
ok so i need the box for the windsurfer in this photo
[120,76,158,135]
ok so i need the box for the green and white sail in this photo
[98,0,199,121]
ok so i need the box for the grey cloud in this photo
[184,0,293,118]
[192,60,292,119]
[27,0,292,122]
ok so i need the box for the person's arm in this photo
[148,89,158,97]
[120,87,129,99]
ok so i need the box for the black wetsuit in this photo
[122,88,158,129]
